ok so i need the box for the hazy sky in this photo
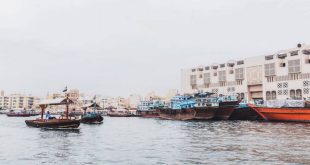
[0,0,310,97]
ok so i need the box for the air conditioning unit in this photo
[279,63,286,67]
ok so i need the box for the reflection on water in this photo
[1,115,310,164]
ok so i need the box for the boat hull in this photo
[158,108,196,121]
[250,106,310,122]
[81,114,104,124]
[139,110,159,118]
[229,107,262,120]
[214,101,240,120]
[194,107,217,120]
[107,113,131,117]
[25,119,80,129]
[7,113,39,117]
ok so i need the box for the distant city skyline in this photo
[1,0,310,97]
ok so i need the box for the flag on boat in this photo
[63,86,67,92]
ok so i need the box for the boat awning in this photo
[38,98,74,106]
[82,102,101,108]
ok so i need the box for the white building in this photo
[0,93,40,109]
[181,43,310,101]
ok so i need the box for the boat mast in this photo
[66,93,69,119]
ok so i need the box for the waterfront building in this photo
[0,93,40,109]
[181,43,310,101]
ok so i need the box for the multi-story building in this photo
[0,93,40,109]
[181,43,310,101]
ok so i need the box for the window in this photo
[240,93,245,99]
[218,71,226,82]
[288,59,300,73]
[271,91,276,100]
[205,66,210,70]
[296,89,302,100]
[265,55,274,60]
[204,73,210,84]
[265,63,275,76]
[190,75,196,85]
[237,60,244,65]
[266,91,271,100]
[192,69,196,72]
[198,68,203,71]
[220,64,225,68]
[303,49,310,55]
[235,68,244,80]
[290,50,299,56]
[290,90,296,99]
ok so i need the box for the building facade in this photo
[0,93,40,109]
[181,43,310,101]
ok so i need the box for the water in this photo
[1,115,310,165]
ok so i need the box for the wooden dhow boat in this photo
[158,95,196,121]
[214,95,240,120]
[137,100,164,118]
[107,108,132,117]
[193,92,219,120]
[25,95,80,129]
[81,102,103,124]
[7,109,39,117]
[249,99,310,122]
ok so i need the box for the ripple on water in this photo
[1,115,310,164]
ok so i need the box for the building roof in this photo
[82,102,101,108]
[38,98,74,105]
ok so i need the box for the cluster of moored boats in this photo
[137,92,310,123]
[3,91,310,130]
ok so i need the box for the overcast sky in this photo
[0,0,310,97]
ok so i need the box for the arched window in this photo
[240,93,245,99]
[272,91,277,100]
[296,89,302,100]
[290,90,296,99]
[266,91,271,100]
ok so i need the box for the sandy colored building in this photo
[181,43,310,101]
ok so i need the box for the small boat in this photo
[7,109,39,117]
[214,95,240,120]
[194,92,219,120]
[25,95,80,129]
[158,95,196,120]
[229,100,262,120]
[80,102,103,124]
[107,108,132,117]
[249,99,310,122]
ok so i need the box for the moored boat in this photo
[107,108,132,117]
[229,100,262,120]
[158,95,196,120]
[249,99,310,122]
[7,109,39,117]
[193,92,219,120]
[213,95,240,120]
[137,100,164,118]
